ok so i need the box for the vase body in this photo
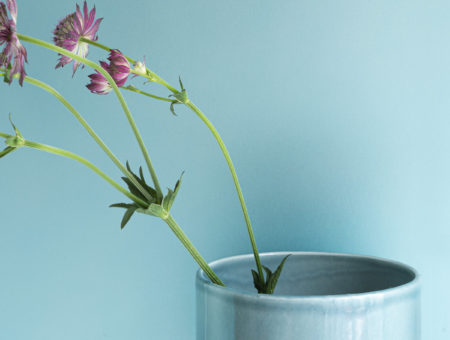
[196,252,420,340]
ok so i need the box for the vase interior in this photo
[208,253,416,296]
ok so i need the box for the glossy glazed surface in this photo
[197,252,420,340]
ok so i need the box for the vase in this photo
[196,252,420,340]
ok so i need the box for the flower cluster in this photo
[0,0,27,85]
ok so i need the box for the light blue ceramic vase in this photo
[196,252,420,340]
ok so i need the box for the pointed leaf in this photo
[121,206,138,229]
[169,101,178,116]
[178,76,185,91]
[123,162,157,200]
[251,269,264,294]
[162,172,184,212]
[9,113,22,138]
[162,188,174,212]
[0,146,16,158]
[262,265,273,279]
[266,255,291,294]
[122,177,147,202]
[110,202,136,209]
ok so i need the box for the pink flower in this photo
[0,0,27,86]
[53,1,102,75]
[86,60,111,95]
[86,49,130,95]
[107,49,130,87]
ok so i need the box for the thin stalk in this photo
[165,214,224,286]
[186,102,264,280]
[121,86,173,103]
[80,38,264,280]
[1,72,153,203]
[17,33,163,201]
[0,133,146,206]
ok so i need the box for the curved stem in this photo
[165,214,224,286]
[17,33,163,201]
[121,86,173,103]
[0,133,146,206]
[2,72,153,203]
[79,39,264,279]
[186,102,264,280]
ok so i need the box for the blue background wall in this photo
[1,0,448,339]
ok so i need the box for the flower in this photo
[107,49,130,86]
[0,0,27,86]
[86,60,111,95]
[53,1,102,75]
[86,49,130,95]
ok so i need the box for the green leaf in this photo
[266,255,291,294]
[121,206,138,229]
[5,114,25,148]
[120,162,158,207]
[169,101,178,116]
[178,76,185,91]
[9,113,22,138]
[124,162,157,201]
[251,269,264,294]
[122,177,147,202]
[0,146,16,159]
[162,172,184,212]
[110,202,136,209]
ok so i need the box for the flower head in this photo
[107,49,130,86]
[0,0,27,86]
[53,1,102,75]
[86,60,111,95]
[86,49,130,95]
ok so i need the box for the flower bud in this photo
[133,61,147,76]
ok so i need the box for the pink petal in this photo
[6,0,16,23]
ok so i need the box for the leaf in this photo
[251,269,264,294]
[124,162,157,201]
[178,76,185,91]
[162,172,184,212]
[120,164,158,207]
[122,177,147,202]
[121,206,138,229]
[0,146,16,159]
[266,255,291,294]
[9,113,22,138]
[110,202,136,209]
[169,101,178,116]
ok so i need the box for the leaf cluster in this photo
[251,254,290,294]
[110,162,183,229]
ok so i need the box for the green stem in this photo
[121,86,173,103]
[17,33,163,201]
[165,214,224,286]
[2,72,153,203]
[0,133,146,207]
[80,39,264,280]
[185,102,264,280]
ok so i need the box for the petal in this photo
[6,0,17,23]
[83,1,89,24]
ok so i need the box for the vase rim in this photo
[196,251,420,301]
